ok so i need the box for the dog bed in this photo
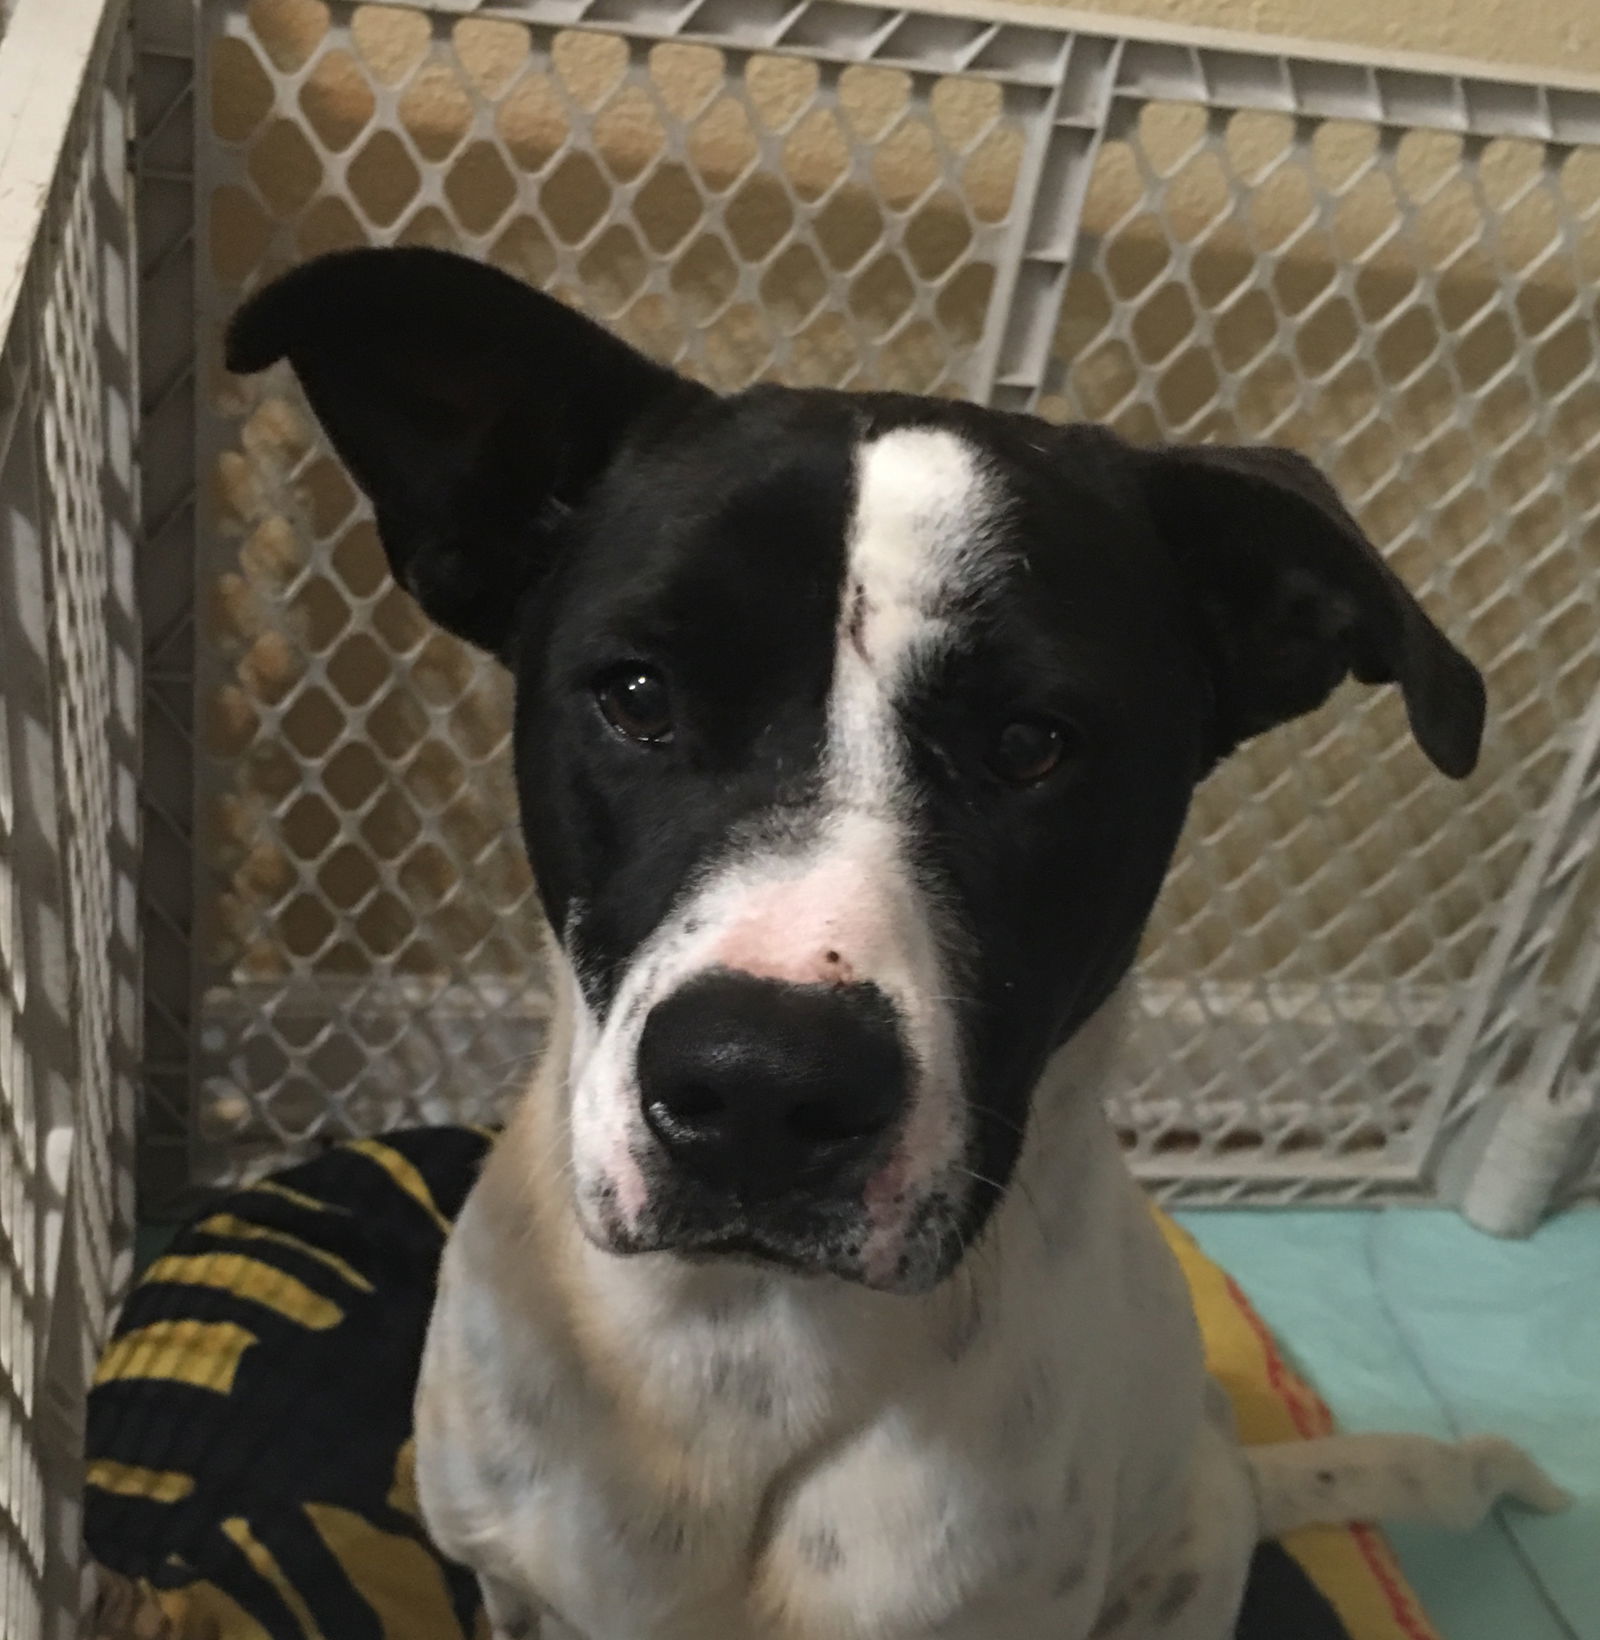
[83,1128,1437,1640]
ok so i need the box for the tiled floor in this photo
[1179,1208,1600,1640]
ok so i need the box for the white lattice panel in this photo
[1044,93,1600,1202]
[0,0,140,1634]
[123,0,1600,1214]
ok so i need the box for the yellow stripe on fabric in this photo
[94,1319,257,1393]
[85,1458,195,1503]
[195,1214,375,1293]
[388,1437,422,1524]
[1154,1209,1316,1445]
[245,1179,350,1216]
[304,1502,472,1640]
[344,1139,452,1236]
[1153,1208,1443,1640]
[221,1517,330,1640]
[141,1253,344,1330]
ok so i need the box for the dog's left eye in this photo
[988,717,1075,786]
[596,667,674,745]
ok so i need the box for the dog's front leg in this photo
[416,1209,567,1640]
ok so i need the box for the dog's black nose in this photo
[637,971,908,1196]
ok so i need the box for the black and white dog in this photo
[229,248,1566,1640]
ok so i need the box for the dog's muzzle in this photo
[634,969,909,1244]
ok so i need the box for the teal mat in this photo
[1179,1208,1600,1640]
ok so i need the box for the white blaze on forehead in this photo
[830,425,1003,801]
[848,428,1003,635]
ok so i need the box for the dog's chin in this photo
[574,1181,968,1295]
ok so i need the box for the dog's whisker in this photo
[947,1159,1052,1256]
[966,1099,1030,1144]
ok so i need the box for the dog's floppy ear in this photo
[226,247,707,654]
[1139,443,1485,778]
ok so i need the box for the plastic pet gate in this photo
[2,0,1600,1631]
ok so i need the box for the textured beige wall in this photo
[1010,0,1600,75]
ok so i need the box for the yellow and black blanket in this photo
[86,1127,1415,1640]
[86,1127,494,1640]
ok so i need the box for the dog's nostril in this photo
[668,1083,725,1122]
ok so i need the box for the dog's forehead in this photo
[549,390,1173,691]
[575,398,1026,633]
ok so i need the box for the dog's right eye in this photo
[595,667,674,745]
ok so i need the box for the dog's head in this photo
[230,249,1484,1292]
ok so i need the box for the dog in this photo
[227,247,1568,1640]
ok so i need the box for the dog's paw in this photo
[1461,1435,1572,1517]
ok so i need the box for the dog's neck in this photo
[473,980,1170,1506]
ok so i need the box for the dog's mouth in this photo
[675,1231,825,1276]
[578,1170,967,1293]
[585,1181,862,1275]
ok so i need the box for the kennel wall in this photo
[124,0,1600,1223]
[132,0,1600,1224]
[0,0,141,1634]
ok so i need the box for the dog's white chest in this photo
[751,1409,1116,1640]
[415,1124,1217,1640]
[421,1327,1111,1640]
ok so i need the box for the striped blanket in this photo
[85,1127,1424,1640]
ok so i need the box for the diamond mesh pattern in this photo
[1042,102,1600,1192]
[0,16,138,1636]
[194,0,1028,1177]
[159,0,1600,1209]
